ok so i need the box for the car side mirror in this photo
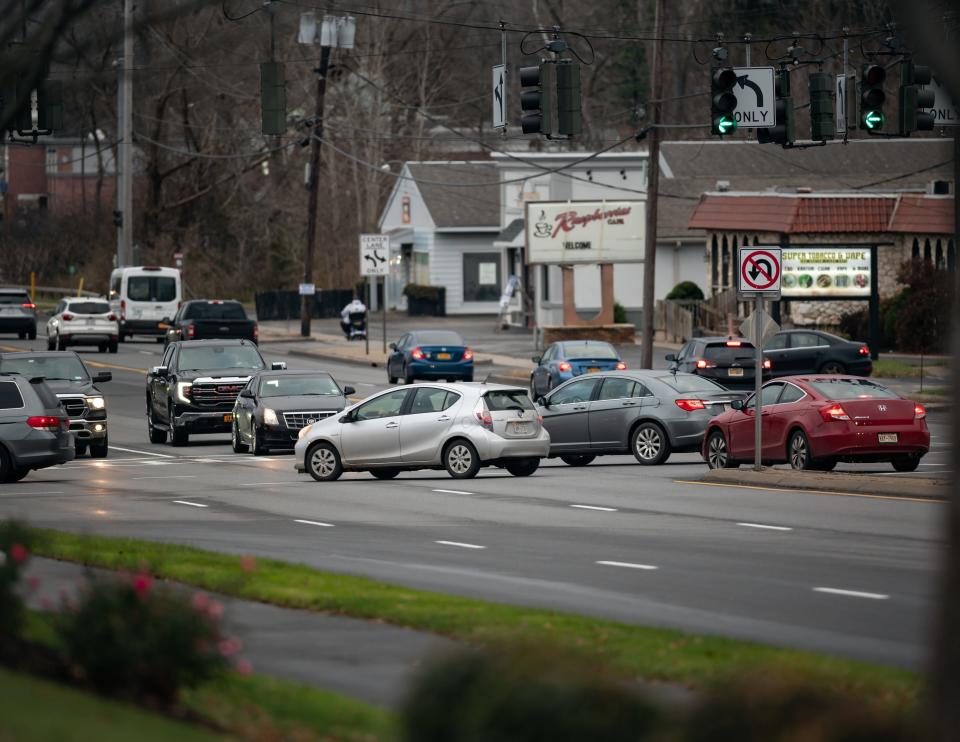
[343,385,356,396]
[531,355,542,364]
[536,396,549,408]
[339,412,354,423]
[150,366,168,378]
[239,388,255,399]
[270,361,287,371]
[665,353,677,362]
[93,372,112,383]
[389,342,397,350]
[730,399,745,410]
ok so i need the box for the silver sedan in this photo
[294,383,550,481]
[536,371,742,466]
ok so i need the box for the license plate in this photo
[0,307,15,314]
[511,422,531,435]
[878,433,898,444]
[728,368,744,377]
[223,414,233,423]
[587,367,600,373]
[437,352,451,360]
[86,318,95,326]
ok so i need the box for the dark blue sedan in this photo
[387,330,474,384]
[530,340,624,398]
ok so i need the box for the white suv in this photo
[47,298,120,353]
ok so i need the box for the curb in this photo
[483,369,530,386]
[701,468,946,501]
[287,347,497,369]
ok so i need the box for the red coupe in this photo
[703,376,930,472]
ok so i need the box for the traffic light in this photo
[556,60,581,137]
[859,64,887,131]
[519,61,556,136]
[710,67,738,136]
[113,210,123,228]
[260,62,286,136]
[37,79,63,132]
[808,72,834,141]
[758,69,794,145]
[897,61,935,136]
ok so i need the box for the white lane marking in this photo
[294,519,334,527]
[435,540,486,550]
[571,504,618,512]
[0,490,64,495]
[172,500,208,508]
[737,522,793,531]
[432,489,473,495]
[813,587,889,600]
[596,561,658,570]
[138,350,154,355]
[239,481,298,487]
[133,475,198,480]
[110,445,176,459]
[356,382,377,387]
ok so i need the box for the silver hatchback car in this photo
[295,383,550,481]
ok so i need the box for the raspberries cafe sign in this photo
[525,200,646,264]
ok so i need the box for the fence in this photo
[654,288,745,342]
[654,300,694,343]
[254,289,354,321]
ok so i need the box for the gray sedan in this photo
[536,371,743,466]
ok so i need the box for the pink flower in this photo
[191,592,210,612]
[240,555,256,573]
[206,600,224,620]
[132,572,152,597]
[235,659,253,676]
[218,637,243,658]
[9,543,28,564]
[27,576,41,591]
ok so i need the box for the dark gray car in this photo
[536,371,743,466]
[232,370,354,455]
[0,372,74,482]
[0,288,38,339]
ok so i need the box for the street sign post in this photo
[492,64,506,129]
[738,247,782,471]
[729,66,775,128]
[920,78,960,127]
[359,234,390,354]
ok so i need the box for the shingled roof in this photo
[405,163,500,228]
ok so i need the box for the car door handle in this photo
[621,401,638,407]
[436,415,451,422]
[572,405,587,411]
[385,422,399,429]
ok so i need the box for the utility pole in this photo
[640,0,665,368]
[300,44,331,337]
[115,0,133,268]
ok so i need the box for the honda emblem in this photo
[877,404,887,412]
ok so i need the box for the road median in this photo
[701,468,946,501]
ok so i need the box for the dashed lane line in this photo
[596,561,658,570]
[133,475,198,480]
[435,540,486,550]
[294,519,335,527]
[570,504,618,512]
[737,522,793,531]
[109,445,176,458]
[432,489,473,496]
[172,500,208,508]
[813,587,889,600]
[674,479,943,504]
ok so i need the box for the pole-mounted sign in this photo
[492,64,506,129]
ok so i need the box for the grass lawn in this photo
[919,386,950,397]
[873,358,949,379]
[29,528,922,710]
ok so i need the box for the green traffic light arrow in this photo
[863,110,884,130]
[716,116,736,135]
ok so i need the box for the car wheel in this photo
[171,423,189,447]
[18,331,25,339]
[819,361,846,374]
[403,364,414,385]
[705,429,737,469]
[388,371,397,384]
[232,422,249,453]
[108,341,118,354]
[463,373,474,382]
[529,377,538,398]
[505,457,540,477]
[306,442,343,482]
[0,446,12,482]
[631,422,671,465]
[27,328,36,340]
[156,337,165,344]
[6,467,29,483]
[371,468,400,480]
[788,429,815,470]
[892,454,921,472]
[443,439,480,479]
[561,454,595,467]
[98,344,107,353]
[147,406,167,444]
[252,425,268,456]
[46,335,55,351]
[75,441,88,457]
[56,335,67,351]
[89,436,108,459]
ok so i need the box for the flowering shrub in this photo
[0,520,32,640]
[59,573,240,703]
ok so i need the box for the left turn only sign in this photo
[738,247,782,297]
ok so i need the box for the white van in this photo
[108,266,182,341]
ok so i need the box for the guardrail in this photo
[0,284,100,299]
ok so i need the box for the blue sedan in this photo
[530,340,625,398]
[387,330,474,384]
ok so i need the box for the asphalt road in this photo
[0,335,951,672]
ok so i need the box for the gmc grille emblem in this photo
[218,385,241,393]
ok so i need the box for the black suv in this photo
[666,336,772,390]
[146,339,284,446]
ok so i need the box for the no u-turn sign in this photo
[739,247,782,298]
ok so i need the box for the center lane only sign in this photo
[739,247,782,297]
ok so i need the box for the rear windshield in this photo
[68,301,111,315]
[184,302,247,320]
[703,342,756,363]
[0,380,24,409]
[809,379,899,400]
[564,342,617,360]
[127,276,177,302]
[655,374,728,393]
[30,379,60,408]
[0,355,89,382]
[259,375,340,397]
[178,345,264,372]
[485,390,534,411]
[413,331,464,346]
[0,292,30,304]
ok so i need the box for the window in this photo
[655,375,728,394]
[550,378,598,405]
[485,390,534,411]
[778,384,805,404]
[67,301,111,315]
[541,265,550,302]
[0,381,24,409]
[258,375,341,398]
[127,276,177,302]
[702,342,756,363]
[542,345,556,362]
[597,377,639,401]
[0,291,30,305]
[791,333,824,348]
[408,387,459,414]
[395,334,410,351]
[764,334,788,350]
[160,345,175,368]
[0,355,89,382]
[178,345,264,371]
[110,274,121,299]
[809,379,899,400]
[183,302,247,320]
[744,383,784,410]
[462,253,501,302]
[675,342,692,362]
[411,331,464,346]
[563,342,618,360]
[354,390,408,421]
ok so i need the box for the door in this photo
[340,389,410,465]
[153,345,177,422]
[388,334,410,378]
[532,345,556,396]
[763,382,806,458]
[400,387,462,463]
[235,379,257,439]
[783,332,829,374]
[727,383,783,460]
[763,333,789,376]
[540,377,599,452]
[587,377,649,450]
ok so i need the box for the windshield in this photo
[655,375,728,394]
[703,342,756,363]
[413,331,465,346]
[127,276,177,302]
[0,355,89,382]
[485,390,534,411]
[259,375,340,397]
[184,302,247,320]
[68,301,111,315]
[809,379,899,400]
[0,292,30,305]
[178,345,264,371]
[564,342,618,360]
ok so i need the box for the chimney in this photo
[715,180,730,192]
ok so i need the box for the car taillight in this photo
[558,361,572,372]
[62,313,74,321]
[107,314,117,321]
[463,347,474,361]
[725,340,742,347]
[120,299,126,320]
[819,403,850,422]
[21,302,36,309]
[695,359,715,369]
[411,347,425,360]
[675,399,706,412]
[186,324,195,339]
[914,404,926,419]
[859,345,870,356]
[615,361,627,370]
[762,359,772,370]
[253,323,259,342]
[473,399,493,429]
[27,415,62,430]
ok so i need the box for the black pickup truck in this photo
[146,339,284,446]
[163,300,258,346]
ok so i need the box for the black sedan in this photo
[232,370,354,455]
[666,336,771,390]
[762,330,872,376]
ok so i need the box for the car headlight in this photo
[175,382,193,404]
[87,396,106,410]
[298,424,311,440]
[263,408,279,426]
